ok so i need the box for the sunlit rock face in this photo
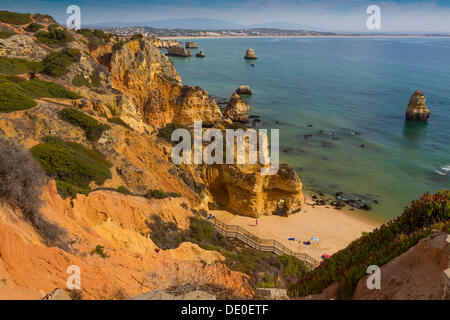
[405,89,430,121]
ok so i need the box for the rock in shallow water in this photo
[244,48,257,60]
[406,89,430,121]
[235,85,252,95]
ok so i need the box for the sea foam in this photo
[435,165,450,176]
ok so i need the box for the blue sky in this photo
[2,0,450,32]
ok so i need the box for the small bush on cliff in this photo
[0,81,36,112]
[76,28,94,37]
[131,33,143,40]
[0,31,16,39]
[20,79,82,99]
[107,117,132,129]
[0,56,44,74]
[42,48,81,77]
[289,190,450,299]
[157,123,188,142]
[30,139,112,199]
[56,180,90,199]
[116,186,131,195]
[0,137,69,250]
[112,40,125,52]
[72,73,101,88]
[0,11,32,25]
[144,189,181,199]
[25,22,43,32]
[35,26,74,44]
[91,245,109,258]
[58,108,110,142]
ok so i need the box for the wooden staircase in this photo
[209,217,320,270]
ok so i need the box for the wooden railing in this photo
[209,217,320,270]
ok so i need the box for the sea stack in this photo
[195,50,205,58]
[244,48,257,60]
[185,42,198,49]
[167,46,191,57]
[223,92,250,123]
[406,89,430,121]
[235,85,252,95]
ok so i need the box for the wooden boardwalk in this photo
[209,217,320,270]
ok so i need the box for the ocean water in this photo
[167,37,450,222]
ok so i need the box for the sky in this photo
[2,0,450,32]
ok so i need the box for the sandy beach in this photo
[212,192,381,261]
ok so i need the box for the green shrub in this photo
[0,31,16,39]
[112,41,125,51]
[116,186,132,195]
[229,121,248,131]
[90,74,101,87]
[76,28,94,37]
[157,123,188,142]
[25,22,43,32]
[30,139,112,198]
[0,11,32,25]
[91,245,109,258]
[289,190,450,299]
[56,180,90,199]
[92,29,110,41]
[72,74,91,87]
[0,56,44,74]
[131,33,143,40]
[144,189,181,199]
[42,48,81,77]
[58,108,110,142]
[277,255,307,283]
[0,82,36,112]
[20,79,81,99]
[107,117,131,129]
[72,73,100,88]
[35,26,74,44]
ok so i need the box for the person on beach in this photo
[255,219,258,227]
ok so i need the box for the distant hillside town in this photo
[104,26,337,37]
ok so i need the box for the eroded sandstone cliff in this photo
[0,13,305,299]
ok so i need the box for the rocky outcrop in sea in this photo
[185,42,198,49]
[244,48,257,60]
[167,46,191,57]
[235,85,252,95]
[405,89,430,121]
[223,92,250,123]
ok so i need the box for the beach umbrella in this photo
[311,237,319,242]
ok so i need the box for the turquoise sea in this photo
[167,37,450,222]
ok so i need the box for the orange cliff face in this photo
[108,39,222,127]
[0,181,253,300]
[0,16,305,299]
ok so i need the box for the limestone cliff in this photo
[204,163,303,217]
[0,13,306,299]
[109,39,222,126]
